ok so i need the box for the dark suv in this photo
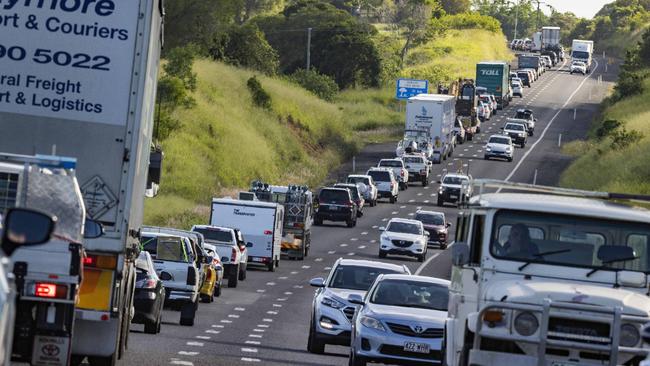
[314,187,358,227]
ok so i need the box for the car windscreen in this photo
[386,221,422,235]
[347,177,369,186]
[403,156,424,164]
[489,137,511,145]
[319,189,349,202]
[368,170,390,182]
[515,111,531,119]
[193,228,232,243]
[517,72,529,79]
[415,213,444,226]
[505,123,525,131]
[329,265,402,290]
[370,279,449,311]
[156,237,189,263]
[379,160,403,168]
[442,176,468,185]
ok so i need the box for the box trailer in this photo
[406,94,456,163]
[542,26,561,49]
[210,198,284,271]
[476,62,510,109]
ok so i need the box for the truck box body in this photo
[542,26,561,49]
[210,199,284,266]
[518,54,542,70]
[571,39,594,70]
[475,62,510,109]
[0,0,164,361]
[531,32,542,52]
[406,94,455,162]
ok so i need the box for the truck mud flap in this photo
[32,335,70,366]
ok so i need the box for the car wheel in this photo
[346,218,355,228]
[200,293,211,303]
[314,216,323,226]
[87,354,118,366]
[521,142,526,148]
[228,265,239,288]
[144,319,158,334]
[440,243,447,250]
[349,350,367,366]
[239,264,247,281]
[437,197,443,206]
[508,157,513,162]
[390,195,396,204]
[484,155,489,160]
[214,283,221,297]
[422,178,428,187]
[307,318,326,354]
[267,259,275,272]
[418,252,426,262]
[179,299,198,326]
[379,250,387,259]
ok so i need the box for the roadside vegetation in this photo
[561,28,650,194]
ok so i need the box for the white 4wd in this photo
[191,225,247,288]
[402,154,431,186]
[367,168,399,204]
[377,158,409,190]
[446,180,650,366]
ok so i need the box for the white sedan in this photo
[570,61,587,75]
[379,218,428,262]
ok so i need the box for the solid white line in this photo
[415,252,442,275]
[499,59,599,188]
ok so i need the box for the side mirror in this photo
[446,223,451,228]
[534,118,538,122]
[84,218,104,239]
[348,293,364,305]
[437,180,442,184]
[2,208,55,256]
[451,242,470,267]
[309,277,325,287]
[378,226,386,231]
[246,242,254,248]
[204,256,213,264]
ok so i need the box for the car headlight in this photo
[519,133,525,137]
[486,146,492,152]
[514,312,539,336]
[321,296,345,309]
[360,316,386,332]
[505,147,512,152]
[620,323,640,347]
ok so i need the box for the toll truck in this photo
[475,62,510,109]
[0,153,94,366]
[248,181,313,260]
[0,1,165,365]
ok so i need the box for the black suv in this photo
[314,187,358,227]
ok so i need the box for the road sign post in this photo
[395,79,429,100]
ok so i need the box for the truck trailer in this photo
[0,1,165,364]
[542,26,561,49]
[405,94,456,163]
[476,62,511,109]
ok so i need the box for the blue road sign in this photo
[395,78,429,100]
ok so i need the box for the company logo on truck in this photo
[1,0,116,16]
[480,69,500,76]
[234,209,255,217]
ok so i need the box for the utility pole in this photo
[306,27,312,71]
[536,0,541,30]
[513,0,519,40]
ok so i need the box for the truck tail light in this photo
[33,283,68,299]
[83,254,117,269]
[187,267,197,286]
[231,248,237,262]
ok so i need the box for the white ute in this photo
[446,180,650,366]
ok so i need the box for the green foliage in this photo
[254,0,382,88]
[247,76,272,109]
[440,0,470,14]
[614,70,646,99]
[210,24,279,75]
[164,45,199,92]
[290,69,340,101]
[610,126,644,150]
[640,28,650,63]
[595,119,622,139]
[440,12,501,32]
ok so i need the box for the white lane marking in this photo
[263,318,273,322]
[430,193,435,197]
[358,245,366,249]
[361,231,368,235]
[417,193,423,196]
[248,334,263,338]
[347,252,355,256]
[382,218,388,221]
[205,330,220,334]
[447,162,453,166]
[408,213,415,216]
[246,340,261,345]
[273,303,282,308]
[253,328,266,332]
[350,238,359,241]
[266,282,276,286]
[328,250,336,254]
[258,324,270,328]
[391,211,398,215]
[424,186,429,190]
[235,307,246,311]
[459,154,465,157]
[408,199,415,203]
[400,206,406,209]
[241,358,261,363]
[424,200,430,203]
[278,276,288,280]
[370,240,376,243]
[416,206,422,210]
[196,336,210,340]
[220,320,232,324]
[284,291,293,295]
[266,311,278,315]
[415,251,444,275]
[241,348,258,353]
[187,342,204,347]
[372,225,379,229]
[324,266,332,271]
[171,360,195,365]
[315,258,323,262]
[212,324,224,328]
[256,289,265,293]
[277,297,287,301]
[293,285,304,289]
[177,351,199,356]
[290,271,299,275]
[229,314,240,318]
[340,243,348,247]
[499,59,599,187]
[302,265,311,269]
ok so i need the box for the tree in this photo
[394,0,437,67]
[210,24,279,75]
[440,0,470,14]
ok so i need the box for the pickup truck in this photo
[191,225,248,288]
[402,154,431,186]
[378,158,409,190]
[501,121,528,147]
[513,108,536,135]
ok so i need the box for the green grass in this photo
[560,73,650,194]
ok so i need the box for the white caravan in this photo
[405,94,456,163]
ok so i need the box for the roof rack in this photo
[470,179,650,203]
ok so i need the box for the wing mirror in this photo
[246,242,254,248]
[84,218,104,239]
[1,208,55,256]
[204,256,214,264]
[451,242,470,267]
[446,223,451,228]
[309,277,325,287]
[348,293,364,305]
[378,226,386,231]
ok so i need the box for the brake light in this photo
[347,201,354,207]
[83,254,117,269]
[390,183,394,190]
[400,170,404,177]
[231,248,237,262]
[293,223,304,228]
[34,283,68,299]
[264,230,272,235]
[142,279,157,289]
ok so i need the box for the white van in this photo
[211,198,284,271]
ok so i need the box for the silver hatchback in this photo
[348,274,450,365]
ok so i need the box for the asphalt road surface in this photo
[115,57,617,366]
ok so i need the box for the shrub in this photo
[595,119,622,139]
[247,76,272,109]
[210,24,279,75]
[614,70,645,100]
[164,45,199,92]
[290,69,339,101]
[441,13,501,33]
[610,127,643,150]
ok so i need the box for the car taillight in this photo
[264,230,272,235]
[293,222,304,228]
[347,201,354,207]
[33,283,68,299]
[420,169,427,174]
[142,279,157,289]
[83,254,117,269]
[400,170,404,177]
[231,248,237,262]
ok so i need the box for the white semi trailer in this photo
[405,94,456,164]
[0,1,164,365]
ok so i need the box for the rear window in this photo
[403,156,424,164]
[320,189,349,202]
[443,176,469,185]
[379,160,403,168]
[415,213,444,226]
[505,123,525,131]
[334,185,360,200]
[515,111,531,119]
[368,170,391,182]
[193,228,233,243]
[347,177,369,186]
[144,236,189,262]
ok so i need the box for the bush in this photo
[595,119,622,139]
[164,45,199,92]
[614,70,646,100]
[610,127,643,150]
[210,24,279,75]
[290,69,339,101]
[441,13,501,33]
[247,76,272,109]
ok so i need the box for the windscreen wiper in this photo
[586,256,639,277]
[518,249,572,271]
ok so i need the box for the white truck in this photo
[210,198,284,272]
[542,26,561,49]
[0,1,165,364]
[0,154,98,366]
[571,39,594,72]
[446,180,650,366]
[406,94,456,164]
[531,31,542,52]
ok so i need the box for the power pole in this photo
[537,1,541,30]
[513,0,519,40]
[306,27,312,71]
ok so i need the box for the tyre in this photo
[347,218,355,228]
[214,283,222,297]
[314,216,323,226]
[379,250,387,259]
[467,133,473,141]
[228,265,239,288]
[88,354,118,366]
[390,195,396,204]
[418,252,426,262]
[521,142,526,148]
[144,319,158,334]
[437,197,443,206]
[484,155,489,160]
[440,243,447,250]
[307,318,326,354]
[180,299,198,326]
[476,126,481,133]
[239,264,247,281]
[422,178,428,187]
[349,350,367,366]
[200,293,211,303]
[508,157,513,162]
[267,260,275,272]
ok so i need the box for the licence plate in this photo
[252,257,265,262]
[403,342,429,354]
[329,206,339,211]
[449,195,458,199]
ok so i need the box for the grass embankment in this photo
[560,74,650,194]
[145,60,399,228]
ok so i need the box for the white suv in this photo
[307,259,410,354]
[379,218,429,262]
[484,134,514,162]
[367,168,399,203]
[377,158,409,190]
[191,225,248,288]
[346,174,378,207]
